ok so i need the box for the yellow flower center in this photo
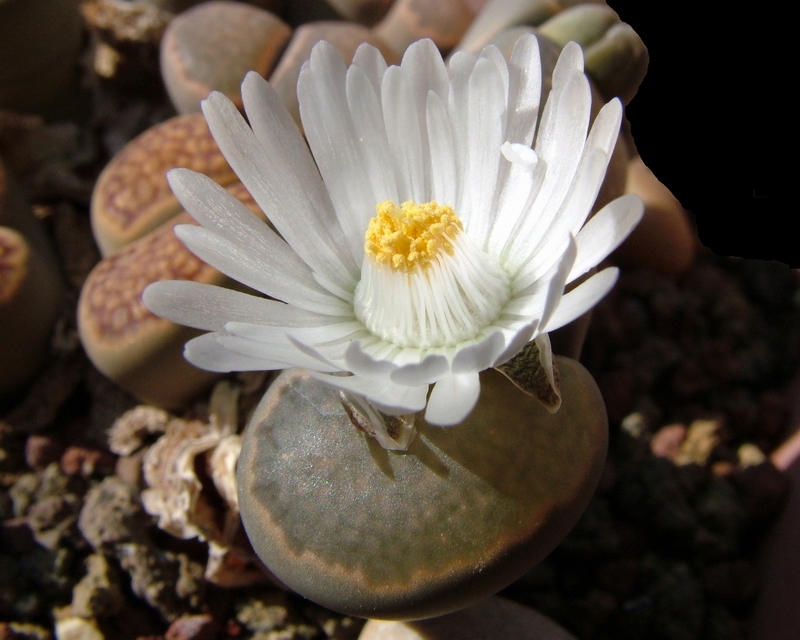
[364,200,463,272]
[355,199,512,349]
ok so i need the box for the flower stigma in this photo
[354,200,511,350]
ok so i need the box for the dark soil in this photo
[1,3,797,639]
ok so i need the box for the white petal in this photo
[492,321,538,366]
[401,38,450,127]
[478,44,509,104]
[382,64,427,202]
[350,42,387,96]
[344,341,398,378]
[216,334,340,372]
[298,44,377,265]
[143,281,340,332]
[168,170,349,308]
[490,155,546,263]
[505,33,542,148]
[569,194,644,282]
[451,330,505,374]
[459,57,506,245]
[551,41,585,83]
[538,236,577,330]
[504,60,591,271]
[389,353,450,386]
[241,72,349,253]
[426,90,458,206]
[528,99,624,273]
[203,88,358,289]
[446,50,477,180]
[225,320,366,347]
[346,64,398,205]
[184,333,287,372]
[309,372,429,415]
[174,224,350,316]
[506,236,577,327]
[542,266,619,333]
[425,372,481,426]
[534,333,557,391]
[524,147,608,274]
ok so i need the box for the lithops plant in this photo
[79,185,270,408]
[160,1,292,114]
[373,0,479,57]
[268,21,399,130]
[459,4,695,277]
[144,31,644,619]
[535,3,648,105]
[239,363,607,619]
[456,0,604,55]
[360,596,579,639]
[79,210,225,408]
[90,114,237,256]
[0,226,64,398]
[81,114,274,407]
[0,161,65,398]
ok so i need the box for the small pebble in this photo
[737,443,766,468]
[78,477,150,549]
[115,449,147,488]
[24,436,64,473]
[675,419,721,466]
[54,617,104,640]
[118,543,205,622]
[165,614,220,640]
[650,424,687,461]
[60,446,116,477]
[71,553,125,619]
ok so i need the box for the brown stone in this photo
[24,435,65,472]
[60,446,116,477]
[165,614,221,640]
[650,423,687,461]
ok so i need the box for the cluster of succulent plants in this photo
[1,0,789,639]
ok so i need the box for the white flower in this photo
[143,36,642,446]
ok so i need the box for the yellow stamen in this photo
[364,200,463,272]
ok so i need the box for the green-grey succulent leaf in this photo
[237,358,607,620]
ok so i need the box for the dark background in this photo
[607,2,785,266]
